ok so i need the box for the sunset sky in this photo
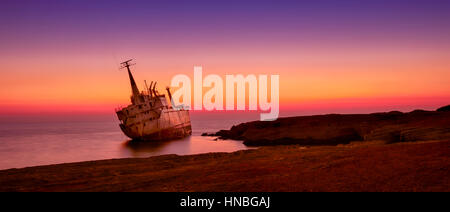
[1,0,449,115]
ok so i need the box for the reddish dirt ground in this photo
[0,140,448,192]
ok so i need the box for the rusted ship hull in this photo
[115,60,192,142]
[118,109,192,141]
[120,123,192,141]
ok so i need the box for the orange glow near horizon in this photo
[1,44,449,115]
[1,1,450,115]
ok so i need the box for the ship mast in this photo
[120,59,140,99]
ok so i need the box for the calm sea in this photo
[0,112,260,170]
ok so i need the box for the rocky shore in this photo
[0,105,448,192]
[206,106,450,146]
[0,139,448,191]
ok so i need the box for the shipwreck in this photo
[115,60,192,141]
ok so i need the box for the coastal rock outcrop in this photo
[210,107,450,146]
[437,105,450,112]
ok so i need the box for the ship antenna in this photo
[120,59,135,70]
[149,81,154,97]
[152,81,158,97]
[144,80,149,94]
[120,59,140,100]
[166,86,173,102]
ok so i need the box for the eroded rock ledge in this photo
[205,106,450,146]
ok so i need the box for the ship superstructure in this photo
[115,60,192,141]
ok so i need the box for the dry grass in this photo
[0,140,448,192]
